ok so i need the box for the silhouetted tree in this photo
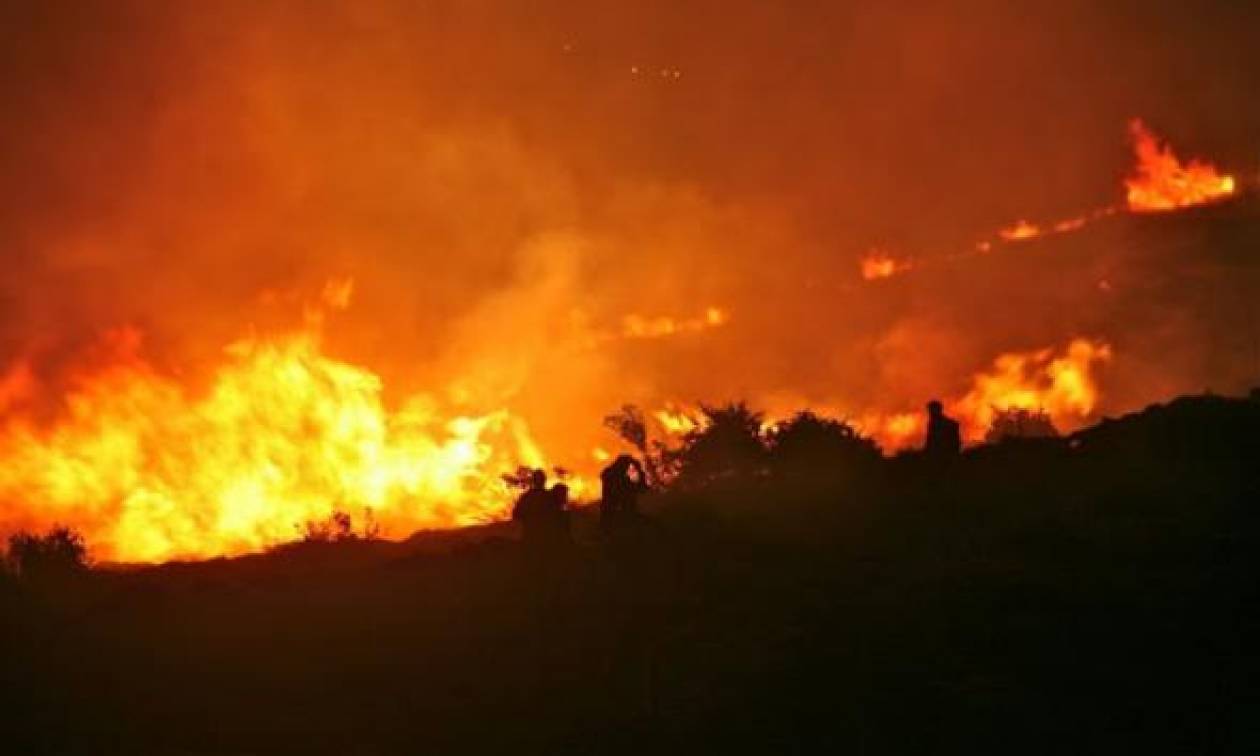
[603,404,670,486]
[767,411,881,478]
[603,404,648,452]
[985,407,1059,444]
[666,402,768,488]
[503,465,546,491]
[6,526,88,578]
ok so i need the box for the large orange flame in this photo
[1125,119,1236,212]
[859,338,1112,450]
[952,338,1112,441]
[0,323,551,563]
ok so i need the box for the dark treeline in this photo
[2,392,1259,754]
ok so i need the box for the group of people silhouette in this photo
[510,469,571,554]
[512,453,652,553]
[513,400,961,551]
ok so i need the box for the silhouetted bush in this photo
[766,411,881,478]
[985,407,1058,444]
[666,402,768,489]
[602,403,672,486]
[6,526,89,578]
[301,509,380,542]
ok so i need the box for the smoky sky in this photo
[1,1,1258,459]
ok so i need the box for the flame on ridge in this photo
[1126,119,1236,212]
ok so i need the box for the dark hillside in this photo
[2,393,1258,754]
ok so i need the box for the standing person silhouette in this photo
[924,400,962,457]
[512,469,552,553]
[544,482,572,550]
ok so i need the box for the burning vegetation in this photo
[0,1,1250,566]
[0,108,1238,563]
[0,320,550,563]
[1125,119,1237,212]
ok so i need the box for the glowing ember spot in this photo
[0,325,552,564]
[952,338,1112,441]
[1125,119,1235,212]
[1053,216,1087,234]
[860,250,912,281]
[998,220,1042,241]
[622,306,728,339]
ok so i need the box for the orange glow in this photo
[1125,119,1235,212]
[858,411,924,451]
[861,250,912,281]
[0,360,36,415]
[998,220,1042,241]
[0,318,557,563]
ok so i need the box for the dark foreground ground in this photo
[2,394,1258,754]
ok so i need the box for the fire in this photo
[998,220,1042,241]
[0,324,550,563]
[860,249,912,280]
[952,338,1112,441]
[622,306,729,339]
[1125,119,1236,212]
[857,411,923,451]
[857,339,1111,451]
[653,404,704,436]
[1052,216,1088,234]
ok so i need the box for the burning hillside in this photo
[0,116,1251,562]
[1,3,1258,563]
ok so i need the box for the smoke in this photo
[1,0,1259,471]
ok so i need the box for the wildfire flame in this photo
[1125,119,1236,212]
[0,323,551,563]
[952,337,1112,441]
[859,338,1112,450]
[653,405,704,436]
[622,306,728,339]
[860,250,912,281]
[998,220,1042,242]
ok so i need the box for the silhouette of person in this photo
[544,482,572,549]
[924,400,962,457]
[512,469,552,550]
[600,454,648,536]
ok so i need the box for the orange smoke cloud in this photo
[1125,119,1236,212]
